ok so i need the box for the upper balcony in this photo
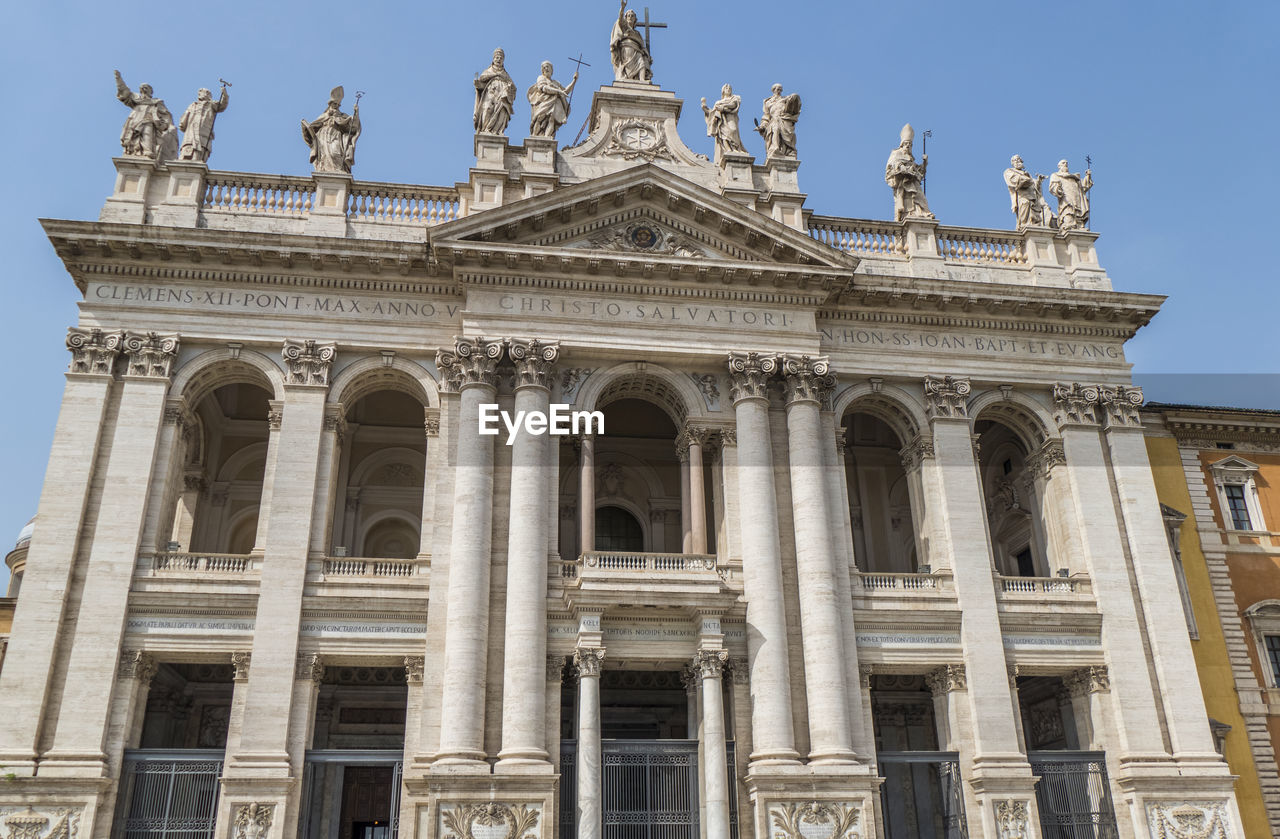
[557,551,740,611]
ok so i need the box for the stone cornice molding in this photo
[507,338,560,391]
[66,327,122,375]
[727,351,779,404]
[282,339,336,387]
[121,331,180,379]
[436,337,504,392]
[780,354,836,408]
[693,648,729,679]
[1099,385,1144,429]
[1052,382,1101,427]
[573,646,605,677]
[163,397,195,429]
[925,664,967,696]
[923,375,971,420]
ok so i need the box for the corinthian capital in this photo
[1052,382,1101,427]
[923,375,971,420]
[508,338,560,390]
[574,646,605,677]
[1025,439,1067,480]
[118,649,158,683]
[694,649,729,679]
[925,664,966,696]
[437,337,504,392]
[282,339,336,386]
[1099,385,1144,428]
[122,331,180,379]
[727,351,779,404]
[780,354,836,408]
[66,327,122,375]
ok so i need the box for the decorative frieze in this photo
[922,375,971,420]
[1052,382,1101,427]
[1100,384,1144,428]
[282,339,336,386]
[440,803,541,839]
[694,648,729,679]
[925,664,967,695]
[508,338,560,389]
[231,651,251,681]
[404,655,425,684]
[1025,439,1067,480]
[780,354,836,407]
[0,808,82,839]
[769,802,861,839]
[117,649,157,683]
[1146,801,1230,839]
[726,350,778,403]
[1064,665,1110,696]
[232,804,274,839]
[295,653,324,684]
[121,332,180,379]
[574,646,605,677]
[66,327,122,375]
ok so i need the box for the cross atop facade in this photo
[637,6,668,53]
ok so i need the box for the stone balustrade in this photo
[851,570,954,594]
[347,181,460,225]
[151,552,255,574]
[203,173,315,216]
[936,226,1027,264]
[579,551,717,573]
[320,556,429,579]
[808,216,904,256]
[996,574,1092,596]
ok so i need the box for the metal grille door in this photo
[1029,752,1119,839]
[116,751,223,839]
[602,740,699,839]
[878,752,968,839]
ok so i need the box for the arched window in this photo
[595,505,644,552]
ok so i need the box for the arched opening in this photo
[595,505,645,552]
[842,412,920,573]
[332,389,427,560]
[974,417,1050,577]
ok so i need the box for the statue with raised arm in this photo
[178,83,229,163]
[1004,155,1054,228]
[301,86,361,174]
[1048,159,1093,231]
[701,84,746,166]
[527,61,578,139]
[885,123,934,221]
[754,84,801,159]
[611,0,653,82]
[474,48,515,135]
[114,70,176,160]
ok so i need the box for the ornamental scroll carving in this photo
[1025,439,1067,480]
[924,664,966,695]
[693,648,728,679]
[282,339,336,386]
[727,351,779,403]
[1100,385,1144,428]
[66,327,122,375]
[231,651,251,681]
[508,339,560,390]
[118,649,158,682]
[780,354,836,408]
[769,802,861,839]
[436,338,504,391]
[995,800,1029,839]
[923,375,971,420]
[440,803,540,839]
[0,808,82,839]
[1146,801,1231,839]
[1064,665,1110,696]
[602,119,675,162]
[233,804,274,839]
[122,332,180,378]
[574,647,605,677]
[295,653,324,684]
[1052,382,1101,427]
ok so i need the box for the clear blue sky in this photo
[2,0,1277,586]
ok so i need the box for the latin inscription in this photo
[820,325,1122,360]
[89,282,460,322]
[495,293,798,328]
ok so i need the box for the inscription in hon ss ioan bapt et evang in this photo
[819,324,1124,361]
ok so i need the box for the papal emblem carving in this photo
[0,809,82,839]
[603,119,674,162]
[1146,801,1230,839]
[769,801,860,839]
[440,803,540,839]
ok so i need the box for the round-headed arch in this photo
[171,348,286,406]
[573,361,708,427]
[968,388,1056,451]
[833,382,928,445]
[329,355,439,410]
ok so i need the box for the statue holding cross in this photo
[611,0,664,82]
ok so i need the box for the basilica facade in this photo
[0,21,1249,839]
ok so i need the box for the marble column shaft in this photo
[679,442,692,553]
[687,429,708,554]
[579,435,595,554]
[697,651,732,839]
[576,647,605,839]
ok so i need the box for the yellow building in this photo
[1145,404,1280,837]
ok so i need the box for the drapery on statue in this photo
[1048,159,1093,231]
[527,61,578,139]
[885,123,934,221]
[474,48,516,135]
[701,84,746,166]
[114,70,177,161]
[754,84,801,159]
[1004,155,1054,228]
[178,83,229,163]
[301,86,361,174]
[611,0,653,81]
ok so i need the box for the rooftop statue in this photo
[474,48,516,136]
[527,61,578,139]
[754,84,800,159]
[1048,159,1093,231]
[885,123,934,222]
[178,82,230,163]
[611,0,653,82]
[114,70,177,161]
[301,86,361,174]
[1004,155,1054,228]
[701,84,746,166]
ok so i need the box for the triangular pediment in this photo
[1209,454,1260,473]
[428,164,856,272]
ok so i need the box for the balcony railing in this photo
[997,575,1091,596]
[854,571,949,592]
[936,226,1027,264]
[581,551,717,572]
[116,749,223,839]
[321,556,429,578]
[151,552,254,575]
[809,216,905,256]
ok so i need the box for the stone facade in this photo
[0,58,1246,839]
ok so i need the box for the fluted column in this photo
[434,337,504,767]
[725,351,799,764]
[578,434,595,554]
[575,646,606,839]
[696,649,732,839]
[498,339,560,769]
[780,355,855,762]
[685,426,709,554]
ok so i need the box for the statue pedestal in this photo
[762,156,805,231]
[718,151,758,209]
[307,172,352,237]
[474,133,509,171]
[468,133,511,211]
[901,217,947,278]
[100,157,159,224]
[1059,229,1109,288]
[151,160,207,227]
[1021,224,1061,269]
[520,137,559,199]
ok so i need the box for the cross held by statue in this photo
[637,6,667,53]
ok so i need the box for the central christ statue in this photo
[610,0,653,82]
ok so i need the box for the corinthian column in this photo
[434,337,504,767]
[497,339,560,770]
[696,649,732,839]
[575,646,606,839]
[726,351,799,764]
[685,426,710,554]
[578,434,595,554]
[780,355,855,763]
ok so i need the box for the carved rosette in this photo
[1100,385,1144,428]
[233,803,274,839]
[0,808,83,839]
[727,351,779,404]
[923,375,971,420]
[404,655,425,684]
[1146,801,1230,839]
[694,649,729,680]
[121,331,180,379]
[118,650,158,683]
[898,436,936,471]
[66,327,123,375]
[1052,382,1101,427]
[768,801,862,839]
[295,653,324,684]
[924,664,966,696]
[508,338,560,390]
[995,800,1029,839]
[780,354,836,408]
[282,339,336,387]
[574,646,605,678]
[1025,439,1067,481]
[439,802,541,839]
[1064,665,1110,697]
[231,651,251,681]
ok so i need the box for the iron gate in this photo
[877,752,968,839]
[297,750,404,839]
[115,750,223,839]
[1028,751,1119,839]
[602,740,699,839]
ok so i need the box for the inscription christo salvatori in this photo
[90,283,461,322]
[496,294,797,328]
[820,325,1123,360]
